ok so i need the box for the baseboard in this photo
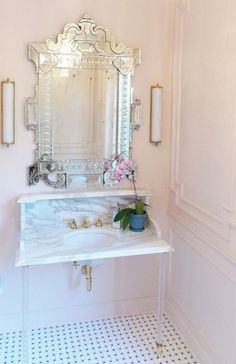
[0,296,157,333]
[167,292,228,364]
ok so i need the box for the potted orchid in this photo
[103,154,148,231]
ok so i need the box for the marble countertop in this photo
[16,220,172,267]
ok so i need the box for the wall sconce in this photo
[150,84,163,145]
[1,79,15,146]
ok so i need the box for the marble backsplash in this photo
[24,196,136,233]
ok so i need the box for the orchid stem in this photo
[132,173,137,200]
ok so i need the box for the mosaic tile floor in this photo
[0,314,198,364]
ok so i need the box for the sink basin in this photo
[64,229,119,250]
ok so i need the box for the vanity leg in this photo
[156,253,166,358]
[21,266,30,364]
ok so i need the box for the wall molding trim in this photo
[176,0,191,12]
[169,209,236,268]
[167,292,228,364]
[169,0,236,249]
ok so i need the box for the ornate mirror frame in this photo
[26,14,141,188]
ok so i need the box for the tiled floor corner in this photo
[0,314,198,364]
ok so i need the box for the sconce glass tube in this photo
[150,84,163,145]
[1,79,15,146]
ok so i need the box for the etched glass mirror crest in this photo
[26,14,141,188]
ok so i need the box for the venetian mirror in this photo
[26,14,141,188]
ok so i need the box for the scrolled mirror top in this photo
[29,14,140,73]
[26,14,142,189]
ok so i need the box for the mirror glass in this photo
[26,14,141,188]
[50,68,117,160]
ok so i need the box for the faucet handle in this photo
[94,218,103,228]
[69,219,78,229]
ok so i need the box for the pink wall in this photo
[0,0,175,330]
[168,2,236,363]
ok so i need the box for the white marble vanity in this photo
[16,188,172,362]
[17,188,171,266]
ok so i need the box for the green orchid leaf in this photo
[122,212,133,230]
[114,208,134,222]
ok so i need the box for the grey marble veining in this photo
[24,196,134,233]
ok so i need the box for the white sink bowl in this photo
[64,229,118,250]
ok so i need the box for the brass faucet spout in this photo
[81,217,91,228]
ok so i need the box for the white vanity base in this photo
[20,253,168,363]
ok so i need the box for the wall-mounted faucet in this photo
[81,217,91,228]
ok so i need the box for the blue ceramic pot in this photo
[129,213,146,232]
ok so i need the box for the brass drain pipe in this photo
[81,264,92,292]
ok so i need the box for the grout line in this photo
[0,313,198,364]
